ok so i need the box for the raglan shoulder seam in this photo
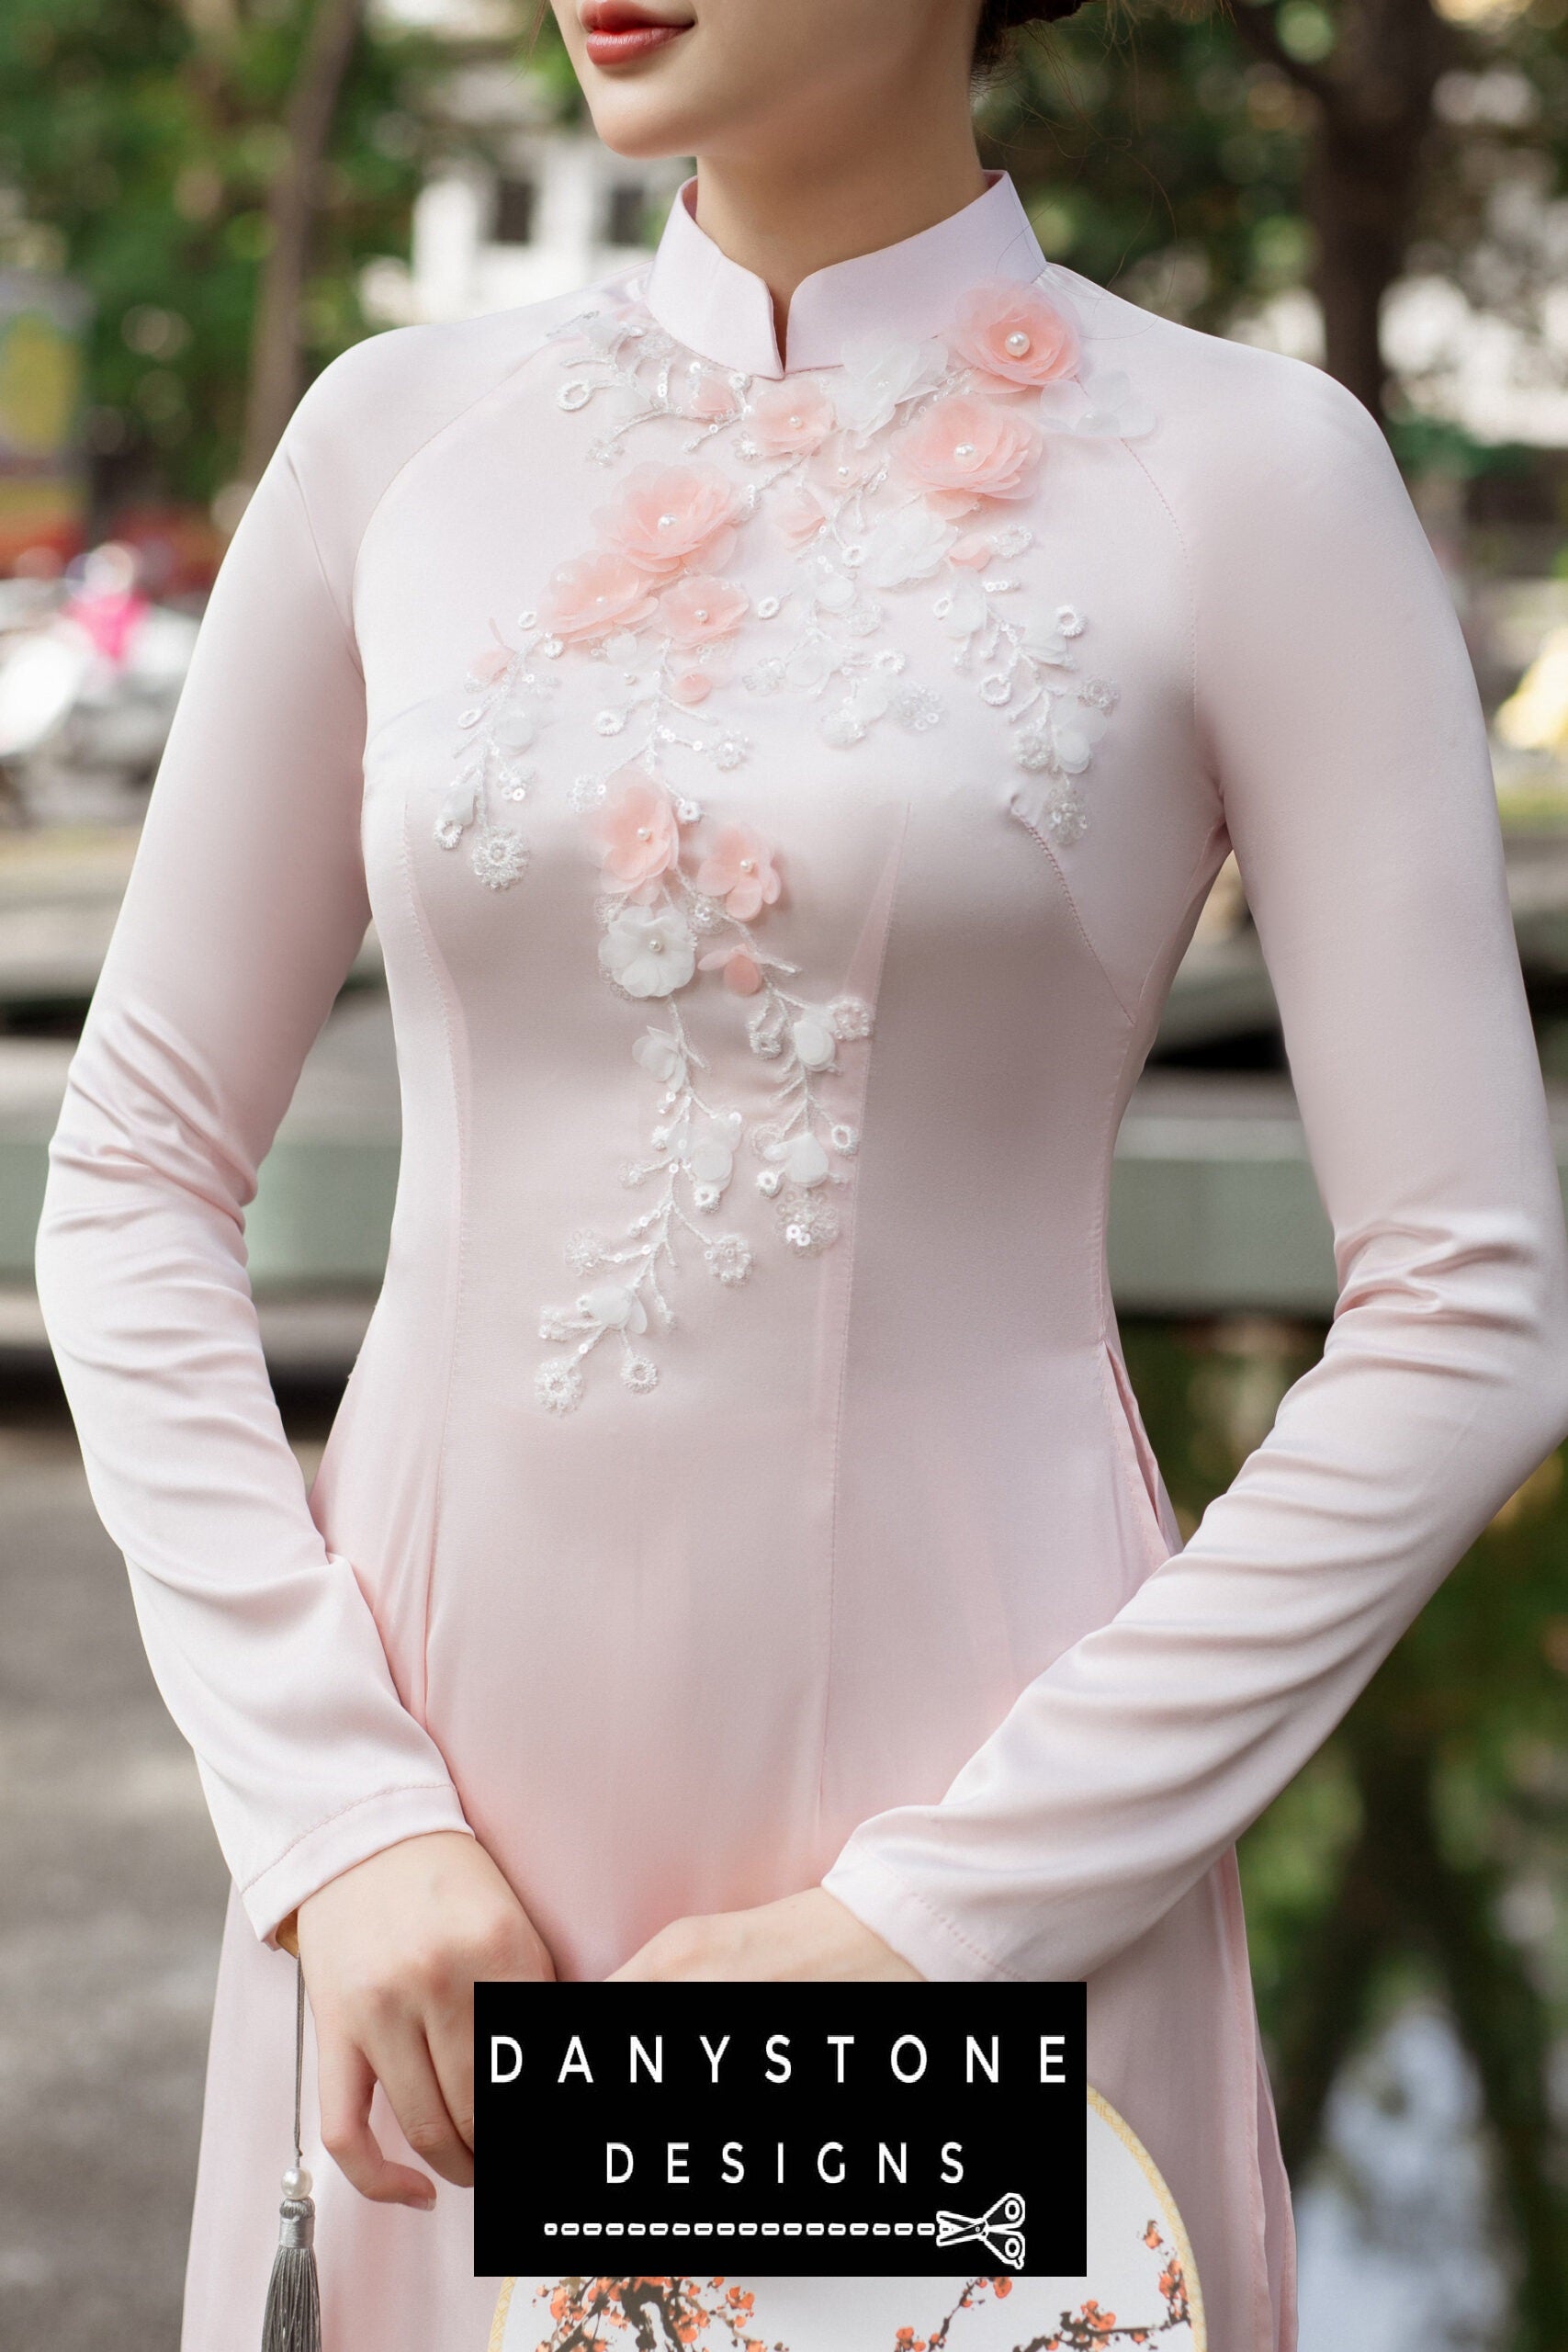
[344,320,566,634]
[283,439,364,680]
[282,271,644,655]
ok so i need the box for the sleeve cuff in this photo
[242,1781,474,1947]
[819,1849,1025,1984]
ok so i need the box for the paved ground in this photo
[0,1372,329,2351]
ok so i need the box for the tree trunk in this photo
[1306,118,1421,420]
[1234,0,1450,424]
[238,0,367,492]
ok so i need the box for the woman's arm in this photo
[808,364,1568,1984]
[615,357,1568,1985]
[32,369,477,1944]
[36,359,561,2201]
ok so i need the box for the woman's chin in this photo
[583,89,715,164]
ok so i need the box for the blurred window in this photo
[493,178,536,245]
[605,185,646,247]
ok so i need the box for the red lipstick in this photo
[581,3,692,68]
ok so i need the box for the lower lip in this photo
[584,24,689,66]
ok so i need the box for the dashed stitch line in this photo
[541,2219,939,2238]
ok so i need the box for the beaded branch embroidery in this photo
[433,274,1151,1409]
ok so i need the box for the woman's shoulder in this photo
[1046,261,1393,488]
[270,266,643,582]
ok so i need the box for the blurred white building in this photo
[364,0,685,325]
[366,128,686,326]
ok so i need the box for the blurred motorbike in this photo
[0,541,199,825]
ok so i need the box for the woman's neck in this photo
[690,110,988,356]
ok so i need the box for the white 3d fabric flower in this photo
[1036,368,1155,440]
[687,1111,742,1193]
[580,1283,648,1334]
[790,1016,838,1071]
[831,335,948,437]
[599,906,697,997]
[1016,693,1110,776]
[633,1028,685,1085]
[933,576,991,640]
[860,504,959,588]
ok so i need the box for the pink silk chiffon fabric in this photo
[34,172,1568,2352]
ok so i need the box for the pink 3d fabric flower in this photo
[810,431,883,495]
[466,641,513,687]
[747,380,835,456]
[695,823,782,921]
[678,362,740,424]
[894,393,1043,517]
[589,770,681,890]
[658,575,751,646]
[538,551,659,645]
[594,462,744,579]
[774,485,829,548]
[698,944,765,994]
[949,279,1080,389]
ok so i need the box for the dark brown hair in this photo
[972,0,1088,71]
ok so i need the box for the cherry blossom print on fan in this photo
[484,2092,1202,2352]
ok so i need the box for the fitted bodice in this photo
[353,233,1205,1439]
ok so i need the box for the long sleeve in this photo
[33,368,472,1944]
[819,356,1568,1984]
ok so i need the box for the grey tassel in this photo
[263,1954,322,2352]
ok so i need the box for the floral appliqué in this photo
[533,769,873,1411]
[434,271,1149,1410]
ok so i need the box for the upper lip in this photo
[580,3,693,28]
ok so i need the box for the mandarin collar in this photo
[641,169,1048,380]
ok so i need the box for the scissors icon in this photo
[934,2189,1027,2269]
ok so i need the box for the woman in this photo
[34,0,1568,2346]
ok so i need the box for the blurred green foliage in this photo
[6,0,1568,503]
[1123,1317,1568,2325]
[977,0,1568,339]
[1123,1317,1567,2023]
[0,0,455,501]
[978,1,1313,326]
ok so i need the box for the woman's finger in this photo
[316,2028,436,2209]
[424,1988,477,2155]
[365,2012,476,2189]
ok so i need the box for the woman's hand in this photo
[605,1887,923,1981]
[295,1829,555,2209]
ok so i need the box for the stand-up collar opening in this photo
[642,169,1048,379]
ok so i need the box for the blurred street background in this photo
[2,1,1567,2346]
